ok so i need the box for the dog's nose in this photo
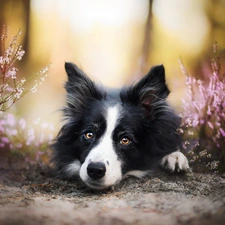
[87,162,106,180]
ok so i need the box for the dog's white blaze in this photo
[64,160,81,177]
[79,105,122,188]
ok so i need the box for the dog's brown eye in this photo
[85,132,94,139]
[120,137,130,145]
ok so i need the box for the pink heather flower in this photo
[33,118,41,125]
[207,105,211,115]
[1,137,9,143]
[6,67,18,79]
[200,119,205,125]
[6,46,14,57]
[192,118,199,127]
[5,85,13,92]
[215,122,221,127]
[26,140,31,146]
[6,114,15,126]
[219,128,225,137]
[16,47,25,60]
[207,121,214,129]
[11,129,18,135]
[0,143,5,148]
[14,87,24,99]
[26,128,35,146]
[19,118,26,130]
[16,143,23,148]
[1,56,10,64]
[28,128,35,140]
[17,51,25,60]
[20,78,26,84]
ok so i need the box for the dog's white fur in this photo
[161,151,189,172]
[64,159,81,177]
[79,106,122,188]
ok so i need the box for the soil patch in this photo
[0,167,225,225]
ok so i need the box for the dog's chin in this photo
[84,179,109,190]
[83,178,120,190]
[86,182,107,190]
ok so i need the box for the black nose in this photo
[87,162,106,180]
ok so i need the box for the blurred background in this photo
[1,0,225,133]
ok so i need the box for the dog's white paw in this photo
[161,151,189,172]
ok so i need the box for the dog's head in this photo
[52,63,181,189]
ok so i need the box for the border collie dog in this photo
[52,63,189,189]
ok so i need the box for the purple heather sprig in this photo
[0,112,55,166]
[179,42,225,171]
[0,25,52,167]
[0,25,50,112]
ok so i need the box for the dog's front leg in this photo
[161,151,190,172]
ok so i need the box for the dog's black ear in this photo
[64,62,105,110]
[121,65,170,110]
[65,62,87,81]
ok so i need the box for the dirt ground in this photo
[0,166,225,225]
